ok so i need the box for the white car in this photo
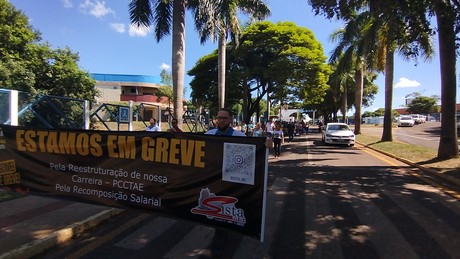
[398,116,415,127]
[322,123,355,146]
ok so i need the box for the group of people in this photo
[146,109,286,158]
[145,117,182,133]
[208,109,285,158]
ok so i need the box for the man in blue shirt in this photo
[205,108,246,137]
[146,118,160,131]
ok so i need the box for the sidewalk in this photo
[0,195,124,259]
[1,133,458,259]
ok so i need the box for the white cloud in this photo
[160,63,171,70]
[61,0,73,8]
[394,77,420,88]
[79,0,114,18]
[128,24,150,37]
[110,23,125,33]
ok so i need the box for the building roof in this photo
[91,73,162,84]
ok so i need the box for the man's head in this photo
[215,108,233,131]
[150,118,156,125]
[171,119,178,126]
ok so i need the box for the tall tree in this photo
[129,0,185,126]
[309,0,458,159]
[364,2,433,142]
[189,21,331,121]
[431,0,459,158]
[329,12,375,134]
[191,0,270,109]
[0,0,96,100]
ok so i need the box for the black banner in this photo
[0,125,268,240]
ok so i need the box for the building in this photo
[92,73,171,121]
[92,73,169,104]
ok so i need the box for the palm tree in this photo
[363,2,433,142]
[329,12,376,135]
[129,0,185,126]
[331,7,434,141]
[191,0,270,109]
[432,0,459,159]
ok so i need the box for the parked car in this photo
[411,114,423,124]
[321,123,355,147]
[398,115,415,127]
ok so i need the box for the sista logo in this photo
[191,188,246,226]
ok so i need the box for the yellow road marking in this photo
[356,144,400,166]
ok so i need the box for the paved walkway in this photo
[0,195,123,259]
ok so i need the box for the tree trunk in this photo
[218,32,226,109]
[434,0,459,159]
[172,0,185,127]
[354,66,364,134]
[381,49,394,142]
[242,79,249,122]
[341,84,347,123]
[266,84,270,122]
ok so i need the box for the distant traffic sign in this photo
[119,107,129,123]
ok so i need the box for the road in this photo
[36,133,460,259]
[362,121,460,150]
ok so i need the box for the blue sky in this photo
[8,0,459,112]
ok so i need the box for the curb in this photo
[357,142,460,188]
[0,208,125,259]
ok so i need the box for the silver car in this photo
[321,123,355,147]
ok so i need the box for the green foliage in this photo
[407,96,439,114]
[160,69,173,86]
[0,0,97,128]
[0,0,96,102]
[157,69,174,102]
[189,21,331,121]
[362,108,399,118]
[236,21,331,105]
[188,51,219,108]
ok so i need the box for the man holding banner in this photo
[205,108,246,137]
[205,108,247,254]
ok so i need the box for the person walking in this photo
[286,120,295,142]
[272,121,284,158]
[251,122,265,137]
[265,120,273,138]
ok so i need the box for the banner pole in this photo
[260,147,269,242]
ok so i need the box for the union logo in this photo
[191,188,246,226]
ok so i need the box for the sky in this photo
[8,0,460,112]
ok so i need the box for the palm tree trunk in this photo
[434,0,459,159]
[172,0,186,127]
[342,85,347,123]
[354,66,364,134]
[218,32,226,109]
[382,49,394,141]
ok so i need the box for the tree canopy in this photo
[407,96,440,114]
[189,21,331,121]
[0,0,96,101]
[308,0,459,160]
